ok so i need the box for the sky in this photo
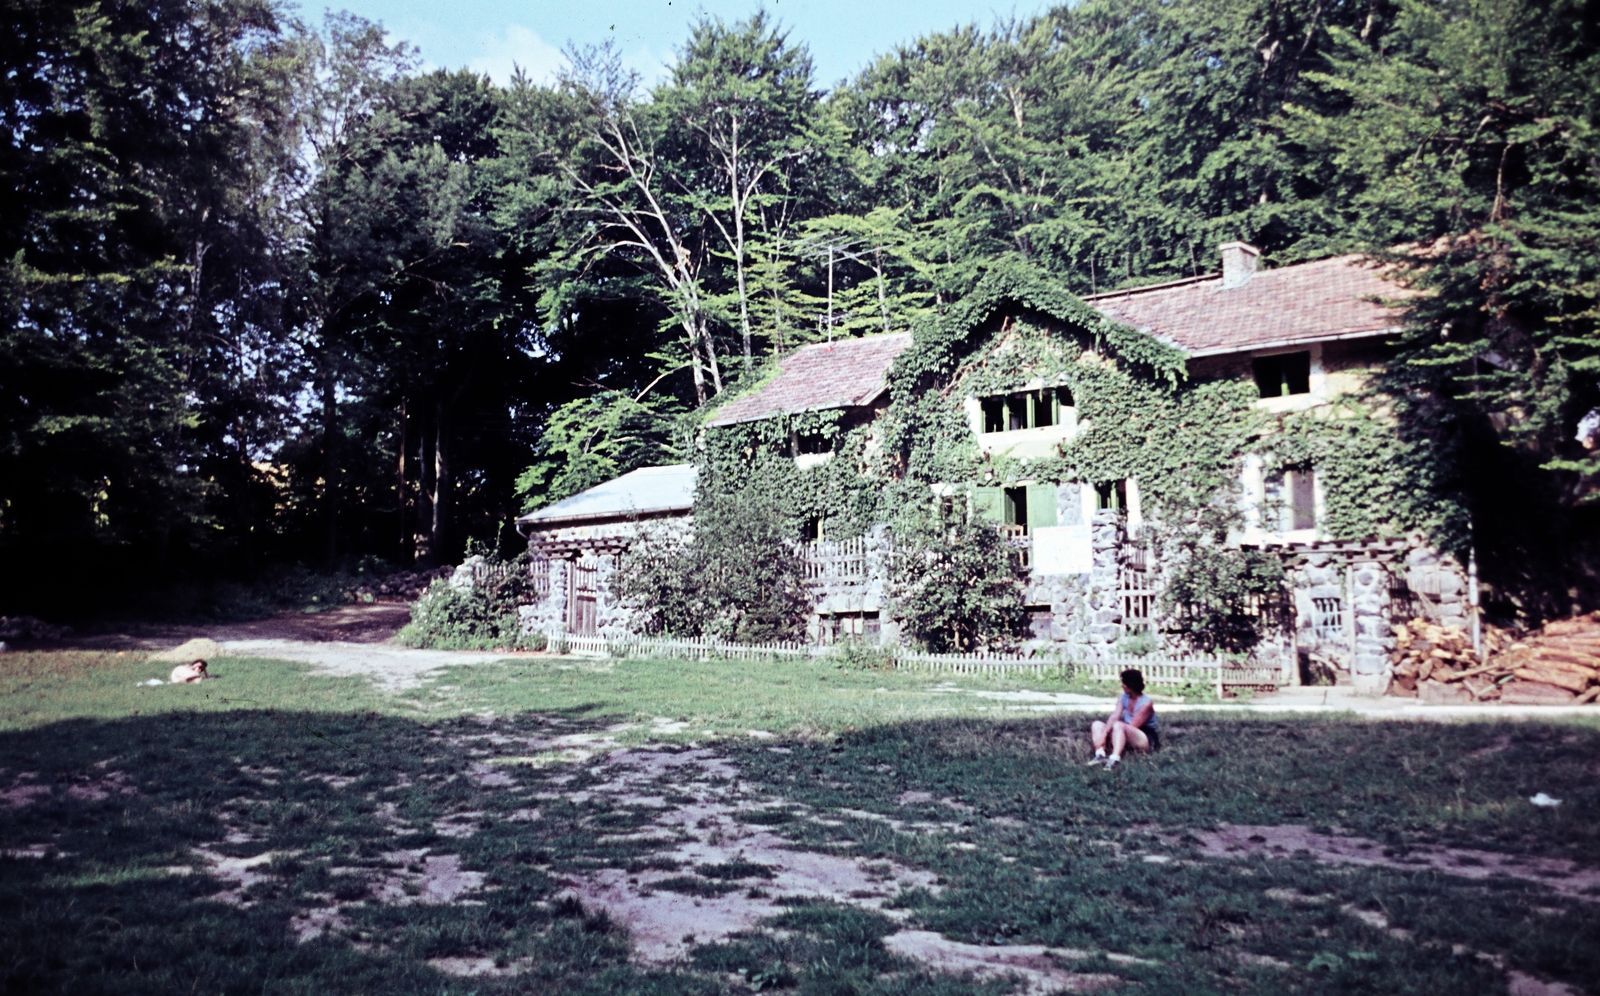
[296,0,1054,89]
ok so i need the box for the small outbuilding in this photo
[515,464,697,637]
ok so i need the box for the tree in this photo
[281,13,417,565]
[514,390,688,513]
[1281,0,1600,614]
[662,12,821,369]
[541,44,725,404]
[0,0,301,608]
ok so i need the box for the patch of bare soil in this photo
[212,638,519,690]
[1192,824,1600,901]
[883,931,1133,994]
[2,771,136,808]
[549,748,1144,991]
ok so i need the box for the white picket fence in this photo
[548,633,1281,691]
[555,634,816,662]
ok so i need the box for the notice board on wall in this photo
[1032,524,1093,575]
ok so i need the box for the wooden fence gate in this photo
[566,558,599,636]
[1118,542,1156,635]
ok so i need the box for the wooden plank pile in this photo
[1388,613,1600,705]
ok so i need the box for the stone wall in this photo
[1287,541,1470,691]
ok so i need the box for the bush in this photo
[616,469,809,643]
[889,501,1028,653]
[396,554,546,651]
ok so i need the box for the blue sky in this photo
[296,1,1052,89]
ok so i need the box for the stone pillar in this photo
[1056,482,1084,526]
[1083,509,1125,650]
[1349,560,1393,692]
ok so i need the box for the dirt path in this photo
[218,638,521,691]
[62,603,415,651]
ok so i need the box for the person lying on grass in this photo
[1088,668,1159,770]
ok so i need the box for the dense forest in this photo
[2,0,1597,618]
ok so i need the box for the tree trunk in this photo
[875,248,890,334]
[396,397,409,565]
[417,405,435,565]
[431,403,449,563]
[700,316,723,395]
[321,371,339,568]
[685,325,707,405]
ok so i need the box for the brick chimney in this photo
[1219,241,1260,289]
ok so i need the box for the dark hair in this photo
[1120,668,1145,694]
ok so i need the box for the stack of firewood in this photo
[1388,613,1600,705]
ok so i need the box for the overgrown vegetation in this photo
[889,500,1029,652]
[615,466,810,642]
[397,555,546,651]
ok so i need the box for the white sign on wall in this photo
[1032,524,1093,575]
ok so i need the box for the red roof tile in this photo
[1088,255,1415,356]
[705,333,912,427]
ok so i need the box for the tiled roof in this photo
[704,332,913,427]
[1087,255,1415,357]
[517,464,696,527]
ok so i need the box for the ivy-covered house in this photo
[705,243,1476,684]
[528,244,1475,690]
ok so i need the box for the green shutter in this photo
[1026,483,1058,530]
[972,486,1004,524]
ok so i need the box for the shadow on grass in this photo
[4,709,1600,995]
[0,709,715,996]
[718,715,1600,995]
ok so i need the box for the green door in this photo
[1026,483,1058,530]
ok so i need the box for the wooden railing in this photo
[801,536,870,585]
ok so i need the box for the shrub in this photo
[616,472,809,643]
[397,554,546,651]
[889,501,1028,652]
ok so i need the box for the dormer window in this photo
[795,431,832,455]
[980,387,1072,433]
[1253,352,1311,398]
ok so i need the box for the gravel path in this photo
[218,639,519,691]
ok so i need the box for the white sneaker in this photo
[1103,756,1121,771]
[1086,754,1106,767]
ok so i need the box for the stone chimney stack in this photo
[1219,241,1260,289]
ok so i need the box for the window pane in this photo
[1033,389,1054,427]
[1252,355,1283,397]
[1004,486,1027,527]
[1283,352,1311,395]
[1007,396,1025,431]
[1095,480,1124,511]
[1290,469,1316,530]
[982,397,1005,433]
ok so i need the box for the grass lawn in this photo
[2,648,1598,995]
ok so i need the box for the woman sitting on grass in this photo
[1088,668,1159,769]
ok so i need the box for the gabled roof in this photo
[516,464,696,529]
[1086,255,1415,357]
[705,333,912,428]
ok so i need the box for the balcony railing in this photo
[801,536,870,585]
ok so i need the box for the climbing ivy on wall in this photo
[694,262,1468,643]
[1266,398,1470,554]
